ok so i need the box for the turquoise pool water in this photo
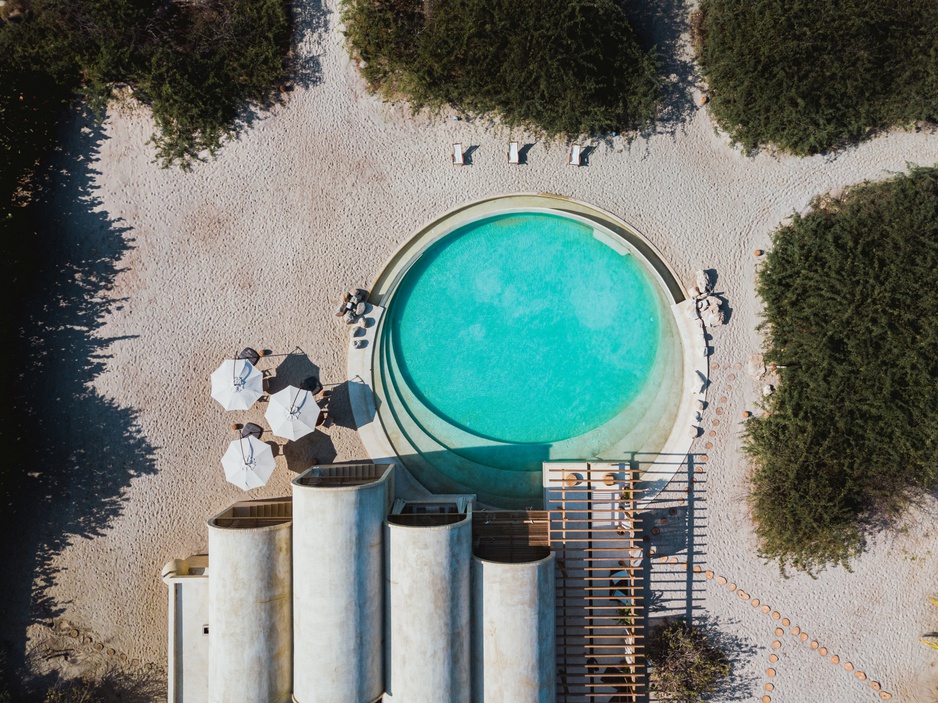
[376,210,682,506]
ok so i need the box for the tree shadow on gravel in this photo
[0,108,158,698]
[695,616,761,702]
[290,0,330,91]
[618,0,699,136]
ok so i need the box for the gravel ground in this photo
[4,0,938,699]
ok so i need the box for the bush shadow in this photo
[290,0,330,91]
[696,615,761,701]
[619,0,699,136]
[0,107,158,696]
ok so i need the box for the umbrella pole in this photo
[289,386,303,415]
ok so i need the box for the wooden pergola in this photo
[545,462,645,703]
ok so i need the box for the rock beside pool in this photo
[749,354,766,378]
[703,308,725,327]
[343,311,356,324]
[335,303,348,317]
[696,270,712,293]
[355,302,366,316]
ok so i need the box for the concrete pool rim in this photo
[367,193,686,307]
[348,193,707,508]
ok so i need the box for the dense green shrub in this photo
[342,0,659,136]
[0,0,290,498]
[747,166,938,574]
[647,620,730,703]
[0,0,290,170]
[0,0,290,307]
[695,0,938,154]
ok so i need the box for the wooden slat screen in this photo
[545,463,645,703]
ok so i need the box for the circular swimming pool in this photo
[371,200,685,507]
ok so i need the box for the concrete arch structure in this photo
[207,504,292,703]
[470,551,556,703]
[291,464,393,703]
[386,508,473,703]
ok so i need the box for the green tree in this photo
[342,0,659,136]
[647,620,730,703]
[695,0,938,154]
[747,166,938,573]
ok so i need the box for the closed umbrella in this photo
[265,386,321,441]
[221,434,276,490]
[211,358,264,410]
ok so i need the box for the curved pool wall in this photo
[350,194,706,509]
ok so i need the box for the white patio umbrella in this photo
[211,358,264,410]
[221,435,276,490]
[264,386,321,441]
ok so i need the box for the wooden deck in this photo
[545,462,645,703]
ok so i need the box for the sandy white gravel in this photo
[16,0,938,699]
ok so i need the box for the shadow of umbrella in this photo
[282,430,337,473]
[328,377,377,430]
[265,348,321,395]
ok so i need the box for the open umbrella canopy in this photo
[221,435,276,490]
[265,386,321,441]
[211,358,264,411]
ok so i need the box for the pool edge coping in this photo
[349,195,706,507]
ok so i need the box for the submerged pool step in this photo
[375,314,684,506]
[592,323,684,459]
[383,331,678,470]
[377,335,541,507]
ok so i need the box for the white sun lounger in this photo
[453,143,465,165]
[569,144,583,166]
[508,141,520,164]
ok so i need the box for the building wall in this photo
[162,558,209,703]
[292,473,389,703]
[471,554,556,703]
[207,521,292,703]
[385,516,472,703]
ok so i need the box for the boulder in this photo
[748,354,766,378]
[342,291,351,303]
[356,317,368,329]
[335,303,348,317]
[343,311,356,324]
[762,384,775,397]
[704,309,725,327]
[687,285,701,299]
[696,270,711,293]
[352,339,367,349]
[355,302,366,316]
